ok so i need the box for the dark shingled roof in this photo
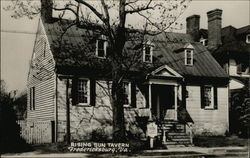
[214,25,250,57]
[198,25,250,55]
[236,25,250,35]
[42,19,228,79]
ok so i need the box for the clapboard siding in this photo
[186,85,229,135]
[27,19,56,121]
[56,78,150,142]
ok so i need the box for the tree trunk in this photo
[111,24,127,142]
[111,64,126,142]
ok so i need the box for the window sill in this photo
[74,103,92,107]
[204,107,215,110]
[96,56,106,59]
[185,64,193,66]
[138,107,150,109]
[124,105,136,109]
[143,61,153,64]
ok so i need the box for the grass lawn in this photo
[193,135,249,147]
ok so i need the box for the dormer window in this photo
[185,49,193,66]
[143,42,154,63]
[200,38,208,46]
[96,37,107,58]
[246,34,250,44]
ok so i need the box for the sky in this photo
[1,0,250,92]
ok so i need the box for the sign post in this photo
[146,121,158,149]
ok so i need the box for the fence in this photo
[17,120,54,144]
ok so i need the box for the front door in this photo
[152,85,175,120]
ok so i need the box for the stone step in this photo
[164,129,186,132]
[167,132,188,136]
[163,141,192,145]
[166,135,190,139]
[159,124,185,127]
[166,144,193,148]
[166,138,191,142]
[159,126,185,130]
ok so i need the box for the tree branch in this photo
[75,0,107,24]
[125,0,153,14]
[53,7,78,17]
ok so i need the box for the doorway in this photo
[151,84,175,120]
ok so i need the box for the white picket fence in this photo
[17,120,54,144]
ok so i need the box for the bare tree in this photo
[6,0,190,142]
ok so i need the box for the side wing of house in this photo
[186,84,229,135]
[27,18,56,121]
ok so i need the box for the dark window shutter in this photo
[71,78,78,105]
[106,45,111,58]
[143,84,149,108]
[200,85,205,109]
[214,86,218,109]
[237,64,242,74]
[90,79,96,106]
[131,82,137,108]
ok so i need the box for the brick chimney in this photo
[207,9,222,49]
[41,0,53,22]
[186,15,200,41]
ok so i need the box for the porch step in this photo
[167,132,188,136]
[165,144,191,148]
[158,121,193,148]
[166,135,190,139]
[166,138,191,142]
[158,129,185,133]
[163,141,192,146]
[160,125,185,130]
[158,123,185,133]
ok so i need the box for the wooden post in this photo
[66,79,71,144]
[150,137,154,149]
[148,83,152,120]
[162,129,166,143]
[174,85,178,120]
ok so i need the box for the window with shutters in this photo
[30,87,35,110]
[185,49,193,66]
[201,85,218,110]
[78,79,90,105]
[123,81,131,107]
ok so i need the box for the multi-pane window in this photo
[78,79,90,105]
[96,40,106,58]
[30,87,35,110]
[201,85,218,110]
[204,86,213,108]
[185,49,193,65]
[123,82,131,106]
[143,45,153,63]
